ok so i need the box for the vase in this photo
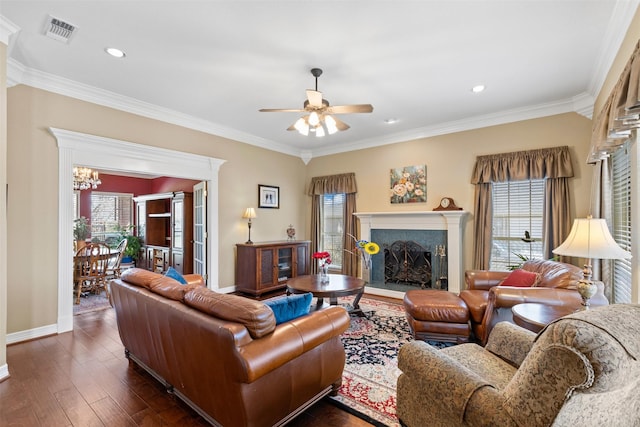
[320,264,329,283]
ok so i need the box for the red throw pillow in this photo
[500,269,540,287]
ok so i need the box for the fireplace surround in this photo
[355,211,468,297]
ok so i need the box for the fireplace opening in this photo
[384,240,432,288]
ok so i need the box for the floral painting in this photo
[390,165,426,204]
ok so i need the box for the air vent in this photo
[43,15,77,44]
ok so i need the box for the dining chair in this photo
[106,238,128,280]
[73,242,112,304]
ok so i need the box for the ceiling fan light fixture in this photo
[294,117,309,135]
[325,115,338,134]
[260,68,373,137]
[308,111,320,126]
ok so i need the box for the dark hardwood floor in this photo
[0,305,376,426]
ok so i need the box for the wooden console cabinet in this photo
[134,192,193,274]
[235,241,310,296]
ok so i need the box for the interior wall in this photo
[6,85,307,334]
[305,112,595,273]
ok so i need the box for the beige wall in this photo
[305,113,594,274]
[6,85,307,334]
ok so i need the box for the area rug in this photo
[73,292,112,315]
[328,296,452,427]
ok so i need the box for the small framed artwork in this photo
[258,184,280,209]
[390,164,427,204]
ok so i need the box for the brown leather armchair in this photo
[459,259,608,345]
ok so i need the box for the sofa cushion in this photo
[120,267,197,301]
[121,268,161,289]
[499,269,540,287]
[164,266,188,284]
[522,259,582,289]
[184,287,276,339]
[264,293,312,325]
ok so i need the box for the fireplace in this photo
[384,240,432,288]
[355,211,468,296]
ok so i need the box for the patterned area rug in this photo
[73,292,112,315]
[328,296,452,427]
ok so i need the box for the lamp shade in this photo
[553,217,632,260]
[242,207,256,219]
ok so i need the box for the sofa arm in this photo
[398,341,497,423]
[182,274,205,287]
[236,306,350,383]
[485,322,536,367]
[465,270,510,291]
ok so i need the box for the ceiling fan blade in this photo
[259,108,306,112]
[306,90,324,108]
[326,104,374,114]
[332,116,350,131]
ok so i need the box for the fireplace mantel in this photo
[355,211,469,296]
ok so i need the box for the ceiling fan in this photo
[259,68,374,137]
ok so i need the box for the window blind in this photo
[491,179,545,270]
[612,144,632,303]
[321,193,345,268]
[90,192,133,244]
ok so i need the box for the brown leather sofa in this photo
[110,268,350,427]
[459,259,608,345]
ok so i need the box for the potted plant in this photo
[73,217,90,250]
[115,224,143,263]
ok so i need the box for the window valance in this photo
[470,146,574,184]
[589,39,640,163]
[308,172,357,195]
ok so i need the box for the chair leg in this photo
[75,280,82,304]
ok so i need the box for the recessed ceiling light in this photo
[385,118,398,124]
[105,47,126,58]
[471,85,485,93]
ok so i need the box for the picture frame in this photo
[258,184,280,209]
[390,164,427,204]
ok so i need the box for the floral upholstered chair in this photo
[396,304,640,427]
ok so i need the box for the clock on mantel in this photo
[433,197,463,211]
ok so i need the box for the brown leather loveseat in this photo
[110,268,350,427]
[459,259,608,344]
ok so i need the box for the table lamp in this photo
[553,215,632,309]
[242,208,256,244]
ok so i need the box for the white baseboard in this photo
[0,363,9,381]
[7,323,58,345]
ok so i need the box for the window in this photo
[73,191,80,220]
[321,193,345,268]
[490,179,545,270]
[611,144,632,303]
[90,192,133,245]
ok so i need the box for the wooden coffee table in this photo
[286,274,366,316]
[512,303,574,333]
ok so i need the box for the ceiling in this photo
[2,1,638,161]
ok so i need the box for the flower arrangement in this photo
[347,234,380,270]
[312,251,332,268]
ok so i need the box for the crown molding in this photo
[7,57,598,161]
[0,15,19,45]
[587,0,640,99]
[313,94,594,158]
[7,60,301,157]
